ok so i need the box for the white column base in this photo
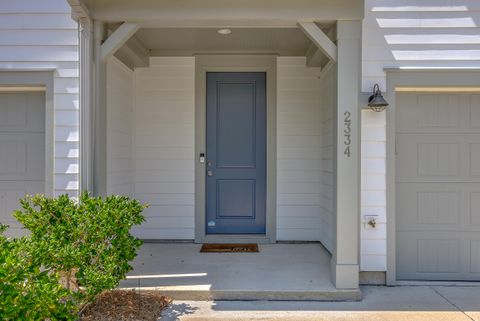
[331,258,359,289]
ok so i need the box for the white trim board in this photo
[0,86,46,92]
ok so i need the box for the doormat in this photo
[200,243,259,253]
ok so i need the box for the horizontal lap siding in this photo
[361,0,480,271]
[276,57,322,241]
[133,57,195,239]
[0,0,79,197]
[361,111,387,271]
[106,58,134,197]
[363,0,480,91]
[319,65,336,253]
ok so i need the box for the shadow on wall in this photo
[362,0,480,91]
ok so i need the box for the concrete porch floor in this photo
[119,243,361,301]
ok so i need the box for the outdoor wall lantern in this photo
[368,84,389,112]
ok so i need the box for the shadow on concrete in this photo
[159,302,199,321]
[204,286,480,312]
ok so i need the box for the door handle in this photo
[207,170,213,177]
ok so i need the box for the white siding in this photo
[361,0,480,271]
[362,0,480,91]
[361,111,386,271]
[276,57,323,241]
[319,65,336,253]
[0,0,79,197]
[132,57,195,239]
[130,56,329,241]
[106,58,134,196]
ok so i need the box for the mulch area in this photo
[80,290,171,321]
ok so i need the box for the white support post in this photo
[93,21,108,196]
[100,23,140,62]
[79,17,94,194]
[298,21,337,63]
[331,20,362,289]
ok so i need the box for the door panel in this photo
[206,72,266,234]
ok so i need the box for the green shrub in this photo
[0,225,78,320]
[0,192,147,320]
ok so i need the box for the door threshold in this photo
[199,235,273,244]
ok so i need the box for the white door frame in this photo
[385,69,480,285]
[0,71,55,197]
[194,55,277,244]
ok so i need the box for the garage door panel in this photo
[399,234,480,280]
[469,95,480,129]
[470,143,480,176]
[0,92,45,133]
[417,142,460,177]
[396,93,472,133]
[0,188,27,225]
[0,92,45,238]
[469,191,480,225]
[396,183,461,230]
[417,94,460,129]
[0,181,44,233]
[417,239,460,274]
[470,240,480,274]
[0,133,45,181]
[397,231,469,280]
[398,182,480,230]
[417,190,459,225]
[397,92,480,281]
[397,135,462,180]
[397,134,480,181]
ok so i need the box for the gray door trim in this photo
[194,55,277,244]
[0,71,55,197]
[385,69,480,285]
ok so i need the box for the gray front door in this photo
[206,72,266,234]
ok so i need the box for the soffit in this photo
[81,0,364,27]
[134,28,312,56]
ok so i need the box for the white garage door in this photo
[396,92,480,281]
[0,92,45,236]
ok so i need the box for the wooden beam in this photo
[100,22,140,62]
[305,43,329,68]
[115,35,150,69]
[298,21,337,63]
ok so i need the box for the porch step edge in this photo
[119,287,362,301]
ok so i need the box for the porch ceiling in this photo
[134,28,312,56]
[79,0,364,27]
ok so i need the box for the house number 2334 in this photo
[344,111,352,157]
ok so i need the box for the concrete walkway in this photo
[120,243,360,301]
[159,285,480,321]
